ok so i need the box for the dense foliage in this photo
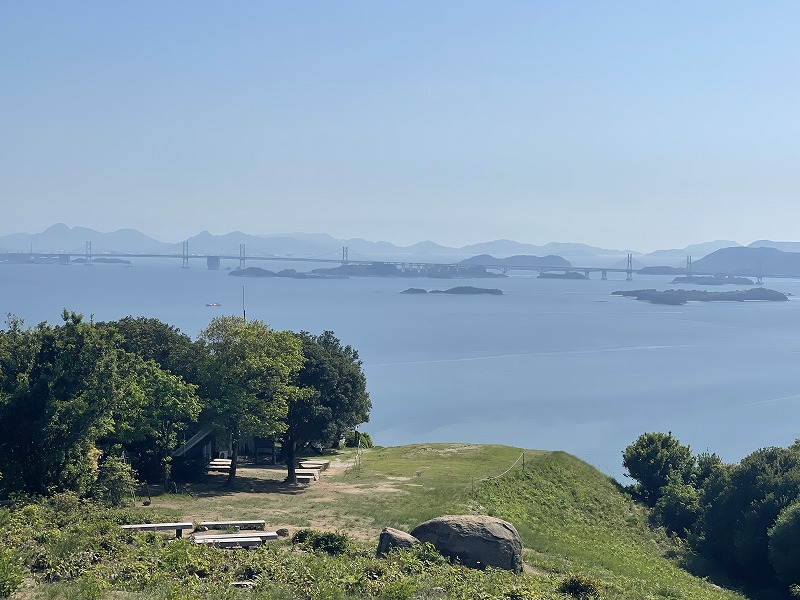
[624,432,800,597]
[0,312,370,499]
[283,331,371,483]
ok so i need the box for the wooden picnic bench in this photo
[120,522,193,538]
[198,520,266,531]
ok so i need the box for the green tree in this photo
[111,354,201,486]
[622,432,695,506]
[654,474,701,536]
[199,317,304,486]
[0,311,123,496]
[769,501,800,587]
[92,453,139,507]
[284,331,371,483]
[100,316,205,387]
[699,444,800,581]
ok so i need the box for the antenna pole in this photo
[242,286,246,320]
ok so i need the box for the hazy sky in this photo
[1,2,798,251]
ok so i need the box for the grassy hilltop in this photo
[5,444,744,599]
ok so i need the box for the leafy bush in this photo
[0,547,24,598]
[769,501,800,584]
[558,573,602,599]
[291,528,351,555]
[92,455,139,507]
[344,430,373,448]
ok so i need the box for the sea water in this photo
[3,260,800,480]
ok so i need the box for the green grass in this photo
[475,451,743,599]
[7,444,748,599]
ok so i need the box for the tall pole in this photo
[242,286,246,321]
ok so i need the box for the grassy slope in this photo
[476,450,741,599]
[146,444,743,599]
[15,444,741,600]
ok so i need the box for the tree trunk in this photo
[286,435,297,484]
[226,435,239,487]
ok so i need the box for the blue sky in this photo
[1,2,798,251]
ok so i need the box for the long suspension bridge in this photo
[0,243,771,283]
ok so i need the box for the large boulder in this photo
[376,527,420,557]
[410,515,523,573]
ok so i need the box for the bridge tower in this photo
[342,246,349,265]
[626,254,633,281]
[239,244,246,270]
[757,257,764,285]
[686,255,692,274]
[182,241,189,269]
[85,241,92,265]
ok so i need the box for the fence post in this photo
[522,453,525,472]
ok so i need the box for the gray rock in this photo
[410,515,523,573]
[376,527,420,557]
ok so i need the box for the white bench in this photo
[195,531,278,543]
[294,468,321,480]
[299,460,330,470]
[120,522,193,538]
[293,475,315,484]
[198,520,265,531]
[194,536,265,548]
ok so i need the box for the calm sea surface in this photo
[4,260,800,480]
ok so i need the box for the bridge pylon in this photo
[85,241,92,266]
[626,254,633,281]
[687,255,692,274]
[182,241,189,269]
[342,246,349,265]
[239,244,246,269]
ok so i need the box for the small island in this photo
[402,286,503,295]
[313,264,506,279]
[538,271,587,280]
[670,274,754,285]
[612,288,789,305]
[229,267,345,279]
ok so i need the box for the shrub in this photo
[92,455,139,507]
[0,547,24,598]
[291,528,351,555]
[769,501,800,584]
[344,431,374,449]
[558,574,602,599]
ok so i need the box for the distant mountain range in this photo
[1,224,798,267]
[691,247,800,277]
[459,254,572,268]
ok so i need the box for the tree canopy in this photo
[199,316,306,486]
[283,331,371,483]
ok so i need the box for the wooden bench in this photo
[198,520,265,531]
[120,522,193,538]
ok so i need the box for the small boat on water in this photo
[206,302,222,307]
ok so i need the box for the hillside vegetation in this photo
[4,444,745,599]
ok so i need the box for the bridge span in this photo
[1,244,640,280]
[0,244,778,282]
